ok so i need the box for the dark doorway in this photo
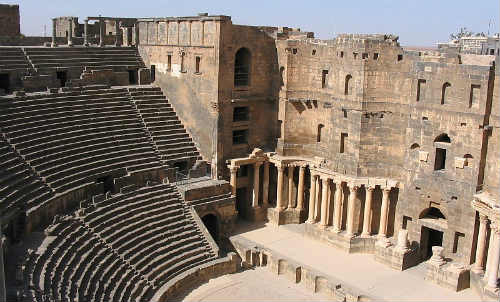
[56,71,68,87]
[434,148,446,170]
[96,175,114,194]
[0,73,9,94]
[201,214,218,242]
[420,226,444,260]
[150,65,156,82]
[128,69,138,85]
[174,161,188,173]
[236,187,247,218]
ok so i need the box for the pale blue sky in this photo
[6,0,500,46]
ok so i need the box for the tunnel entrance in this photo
[201,214,218,242]
[0,73,10,93]
[96,175,114,194]
[56,71,68,87]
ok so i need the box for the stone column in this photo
[395,229,410,252]
[229,165,238,196]
[51,18,57,47]
[262,161,269,207]
[276,164,286,211]
[134,23,140,46]
[115,20,121,47]
[306,174,317,223]
[486,222,500,291]
[252,162,262,208]
[378,187,391,238]
[333,182,343,233]
[320,177,330,227]
[296,166,305,211]
[83,19,89,46]
[472,214,489,273]
[67,18,74,46]
[314,176,321,221]
[484,225,495,280]
[99,18,105,47]
[287,165,294,208]
[361,186,375,237]
[346,184,358,237]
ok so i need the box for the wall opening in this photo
[362,53,368,59]
[234,47,251,86]
[344,74,352,95]
[416,79,426,102]
[321,70,328,88]
[312,49,316,55]
[96,175,114,194]
[410,143,420,150]
[453,232,465,253]
[317,124,324,142]
[373,53,379,60]
[174,161,188,173]
[469,84,480,108]
[0,73,10,93]
[150,65,156,82]
[180,52,186,72]
[420,226,444,260]
[233,129,249,145]
[402,216,412,229]
[167,54,172,71]
[340,133,348,153]
[202,214,218,242]
[279,66,285,87]
[398,54,403,61]
[128,69,138,85]
[237,165,249,177]
[233,106,249,122]
[195,56,201,73]
[340,51,344,58]
[441,82,451,105]
[56,71,68,87]
[434,148,447,170]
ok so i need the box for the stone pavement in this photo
[231,221,482,302]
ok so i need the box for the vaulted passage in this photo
[202,214,218,242]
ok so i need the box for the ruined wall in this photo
[138,16,224,167]
[0,4,20,37]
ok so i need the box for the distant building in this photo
[0,4,20,37]
[438,34,500,55]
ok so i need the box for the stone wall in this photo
[0,4,19,37]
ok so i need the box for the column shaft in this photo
[296,166,305,210]
[306,174,317,223]
[314,176,321,221]
[252,162,261,208]
[473,214,489,272]
[83,19,89,46]
[320,177,330,227]
[115,20,121,46]
[287,166,294,208]
[361,187,374,236]
[346,184,358,236]
[68,18,73,46]
[276,165,285,211]
[486,223,500,290]
[229,166,238,196]
[262,162,269,206]
[51,18,57,47]
[99,18,105,47]
[333,182,343,232]
[378,188,391,237]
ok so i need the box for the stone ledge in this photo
[424,261,470,292]
[229,235,376,302]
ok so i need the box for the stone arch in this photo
[434,133,451,143]
[410,143,420,150]
[234,47,251,86]
[441,82,451,105]
[317,124,324,142]
[419,207,446,220]
[344,74,352,95]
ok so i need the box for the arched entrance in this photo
[201,214,218,242]
[419,207,446,260]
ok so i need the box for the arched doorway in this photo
[234,47,251,86]
[202,214,218,242]
[419,207,446,260]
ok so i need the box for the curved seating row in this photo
[23,183,217,302]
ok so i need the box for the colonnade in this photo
[472,213,500,291]
[229,159,396,239]
[52,17,123,48]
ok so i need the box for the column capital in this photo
[491,221,500,234]
[479,213,489,224]
[321,177,329,185]
[382,186,392,193]
[348,183,359,192]
[276,164,286,172]
[228,165,239,173]
[299,165,306,171]
[254,161,263,168]
[366,185,376,192]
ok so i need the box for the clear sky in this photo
[6,0,500,46]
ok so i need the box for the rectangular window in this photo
[416,79,426,102]
[321,70,328,88]
[362,53,368,59]
[233,107,249,122]
[237,165,249,177]
[232,129,249,145]
[195,56,201,74]
[340,51,344,58]
[167,54,172,71]
[353,52,358,59]
[292,48,298,54]
[469,84,480,108]
[398,54,403,61]
[373,53,379,60]
[434,148,446,170]
[340,133,348,153]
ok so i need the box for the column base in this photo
[471,265,484,274]
[484,285,499,297]
[376,236,392,248]
[267,207,304,226]
[360,232,373,238]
